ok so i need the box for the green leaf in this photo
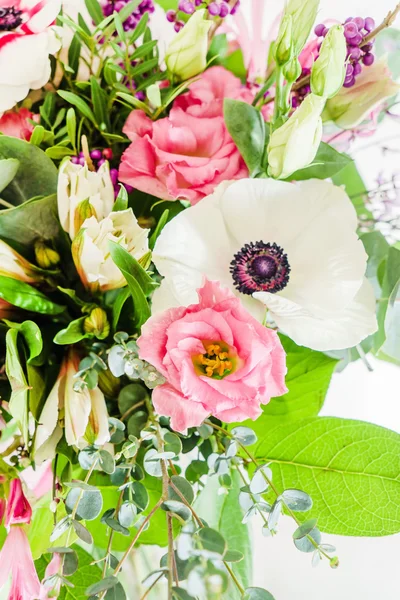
[109,242,155,327]
[195,470,252,593]
[254,417,400,536]
[112,185,129,212]
[0,276,65,314]
[4,320,43,363]
[197,527,226,555]
[242,588,275,600]
[0,194,62,250]
[57,91,97,125]
[0,137,57,205]
[84,0,104,25]
[331,160,372,219]
[361,231,390,295]
[224,99,266,176]
[5,328,29,444]
[68,33,81,75]
[288,142,352,181]
[30,125,45,147]
[168,476,194,505]
[149,209,169,250]
[54,317,88,345]
[111,287,131,331]
[45,146,73,160]
[375,244,400,358]
[66,488,103,521]
[0,158,19,193]
[90,76,110,131]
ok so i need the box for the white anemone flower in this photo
[152,178,378,352]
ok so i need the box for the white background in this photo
[248,1,400,598]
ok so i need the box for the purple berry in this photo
[349,32,363,45]
[343,77,356,88]
[78,157,86,166]
[71,156,79,164]
[349,46,362,60]
[208,2,220,16]
[90,149,102,160]
[353,62,362,75]
[181,1,195,14]
[174,20,184,32]
[97,158,106,167]
[344,21,358,38]
[322,26,329,37]
[110,168,119,185]
[166,9,176,21]
[124,183,134,193]
[363,52,375,66]
[219,3,229,17]
[314,23,325,37]
[353,16,365,30]
[346,63,354,77]
[195,0,202,4]
[361,43,373,52]
[364,17,375,32]
[344,17,353,23]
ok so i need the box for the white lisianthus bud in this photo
[34,350,110,464]
[283,56,302,84]
[165,9,212,81]
[323,58,400,128]
[311,25,347,98]
[57,159,115,239]
[274,14,293,66]
[0,240,39,283]
[72,209,150,292]
[285,0,320,53]
[268,94,325,180]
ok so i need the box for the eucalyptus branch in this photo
[139,572,165,600]
[206,421,336,565]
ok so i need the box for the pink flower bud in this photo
[5,479,32,526]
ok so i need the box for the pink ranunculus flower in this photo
[0,527,41,600]
[173,65,257,118]
[118,107,248,205]
[0,107,38,140]
[138,279,287,432]
[5,478,32,527]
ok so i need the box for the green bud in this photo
[34,241,60,269]
[274,14,293,66]
[283,56,302,84]
[286,0,320,54]
[330,556,339,569]
[311,25,347,98]
[83,307,110,340]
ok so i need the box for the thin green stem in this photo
[273,67,284,123]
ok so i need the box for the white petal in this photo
[89,387,110,446]
[64,385,91,447]
[34,378,62,462]
[254,278,378,351]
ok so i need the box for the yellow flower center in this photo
[192,341,236,379]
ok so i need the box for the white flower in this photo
[0,0,62,113]
[152,178,378,352]
[57,159,115,239]
[34,351,109,464]
[72,209,150,292]
[0,239,38,282]
[267,94,325,180]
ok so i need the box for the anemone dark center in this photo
[0,7,23,31]
[230,241,290,295]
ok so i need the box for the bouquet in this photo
[0,1,400,598]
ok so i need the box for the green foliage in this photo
[0,137,57,204]
[0,276,65,314]
[255,417,400,535]
[288,142,352,181]
[224,99,267,176]
[375,243,400,363]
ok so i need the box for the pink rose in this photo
[119,107,248,205]
[173,65,256,118]
[138,280,287,432]
[0,108,37,140]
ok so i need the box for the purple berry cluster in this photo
[314,16,376,88]
[101,0,155,32]
[167,0,239,32]
[291,67,311,108]
[71,148,133,198]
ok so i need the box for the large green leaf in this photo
[0,194,62,250]
[0,158,19,193]
[262,335,338,421]
[224,99,267,176]
[195,471,252,597]
[0,276,65,314]
[0,137,57,205]
[255,417,400,536]
[288,142,352,181]
[331,160,372,220]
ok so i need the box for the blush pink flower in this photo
[39,553,62,600]
[0,527,41,600]
[5,479,32,527]
[118,107,248,205]
[0,108,38,140]
[138,280,287,432]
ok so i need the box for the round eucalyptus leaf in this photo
[143,449,162,477]
[168,476,194,505]
[231,426,258,447]
[72,520,93,545]
[108,345,126,377]
[85,576,119,596]
[281,489,313,512]
[63,550,78,576]
[50,516,72,542]
[127,410,148,438]
[250,469,269,495]
[118,502,137,528]
[78,446,99,470]
[185,460,208,483]
[118,383,148,414]
[197,527,226,556]
[172,587,196,600]
[197,424,213,439]
[267,500,282,532]
[225,440,237,458]
[161,500,191,521]
[293,527,321,553]
[131,481,149,512]
[104,517,130,536]
[242,587,276,600]
[66,487,103,521]
[223,549,244,562]
[105,582,126,600]
[164,432,183,457]
[293,518,318,540]
[99,449,115,474]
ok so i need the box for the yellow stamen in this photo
[192,341,235,379]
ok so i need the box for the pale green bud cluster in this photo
[311,25,347,98]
